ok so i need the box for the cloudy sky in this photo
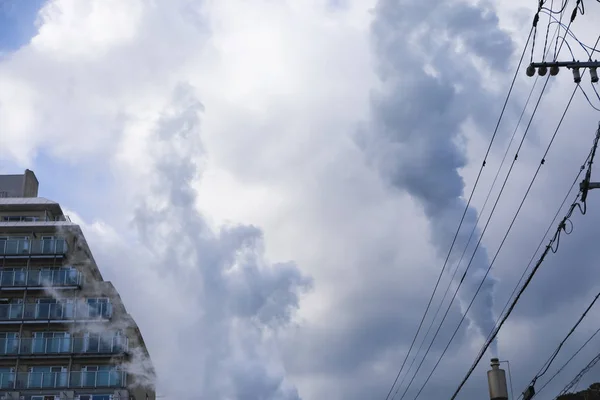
[2,0,600,399]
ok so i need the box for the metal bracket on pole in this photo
[580,180,600,203]
[526,60,600,83]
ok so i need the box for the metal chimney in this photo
[488,358,509,400]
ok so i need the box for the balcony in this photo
[1,215,71,222]
[0,370,126,389]
[0,239,68,257]
[0,336,128,356]
[0,302,112,323]
[0,268,82,289]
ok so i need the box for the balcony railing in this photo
[0,336,128,356]
[1,215,72,222]
[0,370,126,389]
[0,302,112,322]
[0,268,82,288]
[0,239,68,256]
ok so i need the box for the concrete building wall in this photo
[0,170,39,198]
[0,172,155,400]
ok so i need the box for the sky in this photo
[1,0,600,400]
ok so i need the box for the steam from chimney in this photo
[359,0,515,355]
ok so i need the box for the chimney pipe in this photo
[488,358,509,400]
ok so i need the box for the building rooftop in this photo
[0,169,39,197]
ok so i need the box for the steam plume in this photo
[360,0,516,355]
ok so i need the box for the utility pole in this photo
[525,61,600,83]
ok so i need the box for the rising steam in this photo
[360,0,516,355]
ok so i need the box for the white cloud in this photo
[2,0,600,399]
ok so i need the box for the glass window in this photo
[82,366,120,387]
[28,366,68,389]
[0,332,18,355]
[87,298,111,318]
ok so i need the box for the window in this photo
[28,366,68,389]
[0,236,29,254]
[77,395,113,400]
[82,366,121,387]
[83,331,122,353]
[35,298,58,319]
[0,367,14,389]
[1,216,39,222]
[87,298,111,318]
[37,267,79,286]
[0,267,26,286]
[33,331,71,353]
[31,396,59,400]
[0,332,18,355]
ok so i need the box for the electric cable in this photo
[449,122,600,400]
[399,15,576,400]
[391,67,544,400]
[411,81,575,400]
[447,31,600,400]
[382,23,535,400]
[483,130,592,363]
[527,291,600,391]
[534,325,600,398]
[578,85,600,112]
[555,349,600,398]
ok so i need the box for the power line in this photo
[472,41,600,395]
[390,72,542,400]
[482,121,592,366]
[474,36,600,390]
[523,290,600,397]
[534,325,600,398]
[391,6,574,400]
[555,349,600,398]
[410,77,574,400]
[382,22,535,400]
[448,122,600,400]
[396,46,548,400]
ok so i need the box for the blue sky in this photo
[0,0,47,53]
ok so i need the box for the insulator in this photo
[526,65,536,77]
[591,67,599,84]
[573,67,581,83]
[538,65,548,76]
[550,65,560,76]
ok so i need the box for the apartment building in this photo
[0,170,156,400]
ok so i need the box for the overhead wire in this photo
[533,325,600,398]
[555,349,600,398]
[397,5,578,399]
[389,54,546,400]
[482,121,593,369]
[578,85,600,112]
[414,79,575,400]
[382,21,536,400]
[443,12,597,400]
[479,44,599,355]
[449,121,600,400]
[526,291,600,391]
[391,24,551,400]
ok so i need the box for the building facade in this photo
[0,171,156,400]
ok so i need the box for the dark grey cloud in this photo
[354,0,600,397]
[361,0,517,365]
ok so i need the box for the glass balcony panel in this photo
[0,338,19,355]
[0,301,112,321]
[24,371,69,389]
[0,239,67,256]
[0,372,14,389]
